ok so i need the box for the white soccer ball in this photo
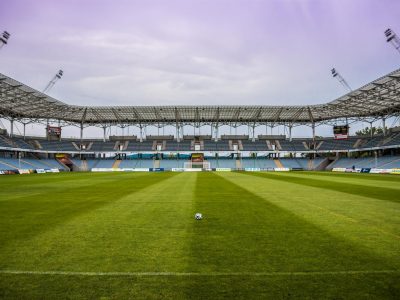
[195,213,203,220]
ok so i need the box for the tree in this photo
[355,126,388,136]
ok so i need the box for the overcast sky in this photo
[0,0,399,138]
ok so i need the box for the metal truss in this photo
[1,69,400,129]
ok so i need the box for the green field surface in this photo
[0,171,399,299]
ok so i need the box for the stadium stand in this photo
[0,157,67,171]
[0,69,399,173]
[2,131,400,154]
[160,159,184,169]
[330,156,400,169]
[207,158,237,168]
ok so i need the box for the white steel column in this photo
[10,118,14,137]
[382,118,386,136]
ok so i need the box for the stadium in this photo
[1,1,400,299]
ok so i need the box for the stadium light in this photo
[0,31,11,49]
[385,28,400,54]
[331,68,352,92]
[43,70,64,93]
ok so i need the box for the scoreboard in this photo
[333,125,349,140]
[191,153,204,162]
[47,126,62,140]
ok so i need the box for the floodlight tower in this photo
[385,28,400,54]
[331,68,352,92]
[43,70,63,93]
[0,31,10,49]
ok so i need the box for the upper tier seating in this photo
[1,132,400,153]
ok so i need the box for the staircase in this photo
[307,159,313,170]
[199,140,204,150]
[112,160,121,168]
[353,139,362,148]
[235,159,242,169]
[228,140,233,151]
[153,159,160,168]
[274,140,282,150]
[150,141,156,151]
[72,142,80,150]
[56,159,71,171]
[273,159,284,168]
[81,160,88,171]
[238,140,243,151]
[325,157,340,170]
[31,140,41,149]
[266,140,273,150]
[315,141,323,150]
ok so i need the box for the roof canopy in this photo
[1,68,399,127]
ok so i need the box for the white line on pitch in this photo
[0,270,399,277]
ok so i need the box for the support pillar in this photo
[139,125,143,142]
[176,125,180,142]
[312,123,316,159]
[103,126,107,142]
[214,125,218,142]
[289,125,293,142]
[80,124,84,142]
[382,118,386,136]
[370,122,373,138]
[79,123,84,160]
[252,125,255,142]
[312,123,316,141]
[23,123,26,140]
[10,118,14,137]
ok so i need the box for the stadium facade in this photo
[0,69,400,173]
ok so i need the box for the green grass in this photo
[0,171,399,299]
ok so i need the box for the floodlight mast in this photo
[0,31,11,49]
[43,70,63,93]
[331,68,352,92]
[385,28,400,54]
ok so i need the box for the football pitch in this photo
[0,171,399,299]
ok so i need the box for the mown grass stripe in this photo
[0,172,178,248]
[300,171,400,183]
[221,172,400,260]
[186,172,394,274]
[1,270,399,276]
[244,171,400,204]
[280,172,400,191]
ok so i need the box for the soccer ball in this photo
[195,213,203,220]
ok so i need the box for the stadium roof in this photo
[1,68,400,127]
